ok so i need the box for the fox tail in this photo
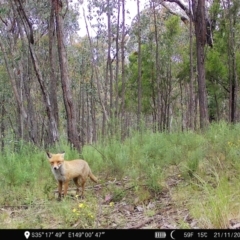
[89,171,98,183]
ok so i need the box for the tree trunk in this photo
[137,0,142,130]
[152,0,162,132]
[0,38,27,124]
[115,0,120,119]
[120,0,127,140]
[107,0,113,121]
[192,0,209,129]
[49,3,59,129]
[29,44,60,144]
[90,72,97,143]
[53,0,80,151]
[81,84,85,146]
[1,97,5,151]
[227,0,238,123]
[188,0,195,130]
[83,7,109,133]
[162,0,210,129]
[18,20,38,144]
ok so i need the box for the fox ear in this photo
[46,152,52,159]
[61,152,65,158]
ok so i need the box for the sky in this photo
[76,0,146,37]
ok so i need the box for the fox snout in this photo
[52,164,61,170]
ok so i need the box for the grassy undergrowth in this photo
[1,121,240,228]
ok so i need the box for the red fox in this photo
[46,152,98,200]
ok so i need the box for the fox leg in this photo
[81,180,86,198]
[58,181,63,200]
[73,177,81,196]
[63,181,69,197]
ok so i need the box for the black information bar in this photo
[1,229,240,240]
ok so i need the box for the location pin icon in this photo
[24,231,30,239]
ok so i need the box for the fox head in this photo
[46,152,65,170]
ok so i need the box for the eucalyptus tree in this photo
[83,4,109,138]
[160,0,216,129]
[86,0,110,136]
[0,0,34,143]
[12,0,60,145]
[126,10,183,131]
[67,35,98,144]
[136,0,142,130]
[192,0,209,128]
[0,0,82,149]
[0,61,12,149]
[205,0,240,123]
[52,0,81,150]
[223,0,240,123]
[151,0,161,131]
[85,0,129,138]
[0,0,59,145]
[119,0,128,139]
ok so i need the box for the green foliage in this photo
[206,45,228,121]
[124,45,156,114]
[204,1,240,121]
[0,143,44,187]
[181,150,202,178]
[110,187,126,202]
[189,176,233,228]
[71,202,97,228]
[165,15,181,40]
[206,50,227,79]
[1,123,240,228]
[122,14,182,116]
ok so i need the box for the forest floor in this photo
[2,171,240,229]
[77,171,240,230]
[0,173,196,229]
[89,174,199,229]
[2,123,240,229]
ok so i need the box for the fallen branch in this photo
[126,218,154,229]
[125,211,162,229]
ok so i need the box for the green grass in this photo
[1,121,240,228]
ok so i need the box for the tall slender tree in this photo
[13,0,59,144]
[52,0,80,150]
[137,0,142,130]
[161,0,211,128]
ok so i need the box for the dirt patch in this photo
[85,176,201,229]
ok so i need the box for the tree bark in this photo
[0,97,5,151]
[152,0,162,131]
[188,0,195,130]
[137,0,142,130]
[120,0,127,139]
[192,0,209,128]
[226,0,238,123]
[49,3,59,129]
[115,0,120,119]
[53,0,80,150]
[107,0,113,120]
